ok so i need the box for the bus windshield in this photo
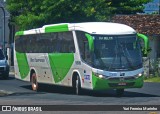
[92,34,142,71]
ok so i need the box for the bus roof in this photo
[72,22,136,35]
[15,22,136,36]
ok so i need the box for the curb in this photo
[0,90,13,97]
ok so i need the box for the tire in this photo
[31,73,38,91]
[2,74,9,80]
[75,76,82,95]
[116,89,124,96]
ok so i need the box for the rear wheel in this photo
[116,89,124,96]
[31,73,38,91]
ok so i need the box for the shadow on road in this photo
[0,76,15,80]
[8,91,46,97]
[20,84,160,98]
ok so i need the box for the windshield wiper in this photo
[93,49,107,69]
[108,39,118,71]
[120,44,135,70]
[108,40,135,71]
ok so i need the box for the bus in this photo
[14,22,146,96]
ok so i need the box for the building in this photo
[0,0,11,64]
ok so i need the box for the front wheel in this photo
[31,73,38,91]
[116,89,124,96]
[75,76,82,95]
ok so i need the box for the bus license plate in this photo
[118,82,126,86]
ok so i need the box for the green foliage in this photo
[111,0,152,14]
[6,0,152,30]
[144,76,160,82]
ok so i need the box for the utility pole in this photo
[0,6,6,55]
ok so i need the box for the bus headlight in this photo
[136,73,143,78]
[93,72,105,79]
[93,72,110,79]
[138,73,142,77]
[99,74,104,78]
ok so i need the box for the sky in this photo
[144,0,160,14]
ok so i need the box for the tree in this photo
[6,0,113,30]
[110,0,152,14]
[6,0,152,30]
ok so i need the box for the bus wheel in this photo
[76,76,82,95]
[116,89,124,96]
[31,73,38,91]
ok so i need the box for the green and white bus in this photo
[14,22,145,95]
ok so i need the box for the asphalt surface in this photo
[0,74,160,114]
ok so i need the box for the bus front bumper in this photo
[92,74,144,90]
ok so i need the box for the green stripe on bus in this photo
[92,73,109,90]
[45,24,69,33]
[16,52,30,79]
[15,31,24,36]
[49,53,74,83]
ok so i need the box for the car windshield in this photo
[92,34,142,71]
[0,50,5,60]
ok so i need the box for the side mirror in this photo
[137,33,150,56]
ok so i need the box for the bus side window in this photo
[49,33,58,53]
[76,31,92,65]
[57,32,75,53]
[84,41,92,63]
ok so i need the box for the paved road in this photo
[0,74,160,114]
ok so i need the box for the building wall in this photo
[0,3,9,46]
[0,9,4,47]
[0,1,11,64]
[149,36,160,59]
